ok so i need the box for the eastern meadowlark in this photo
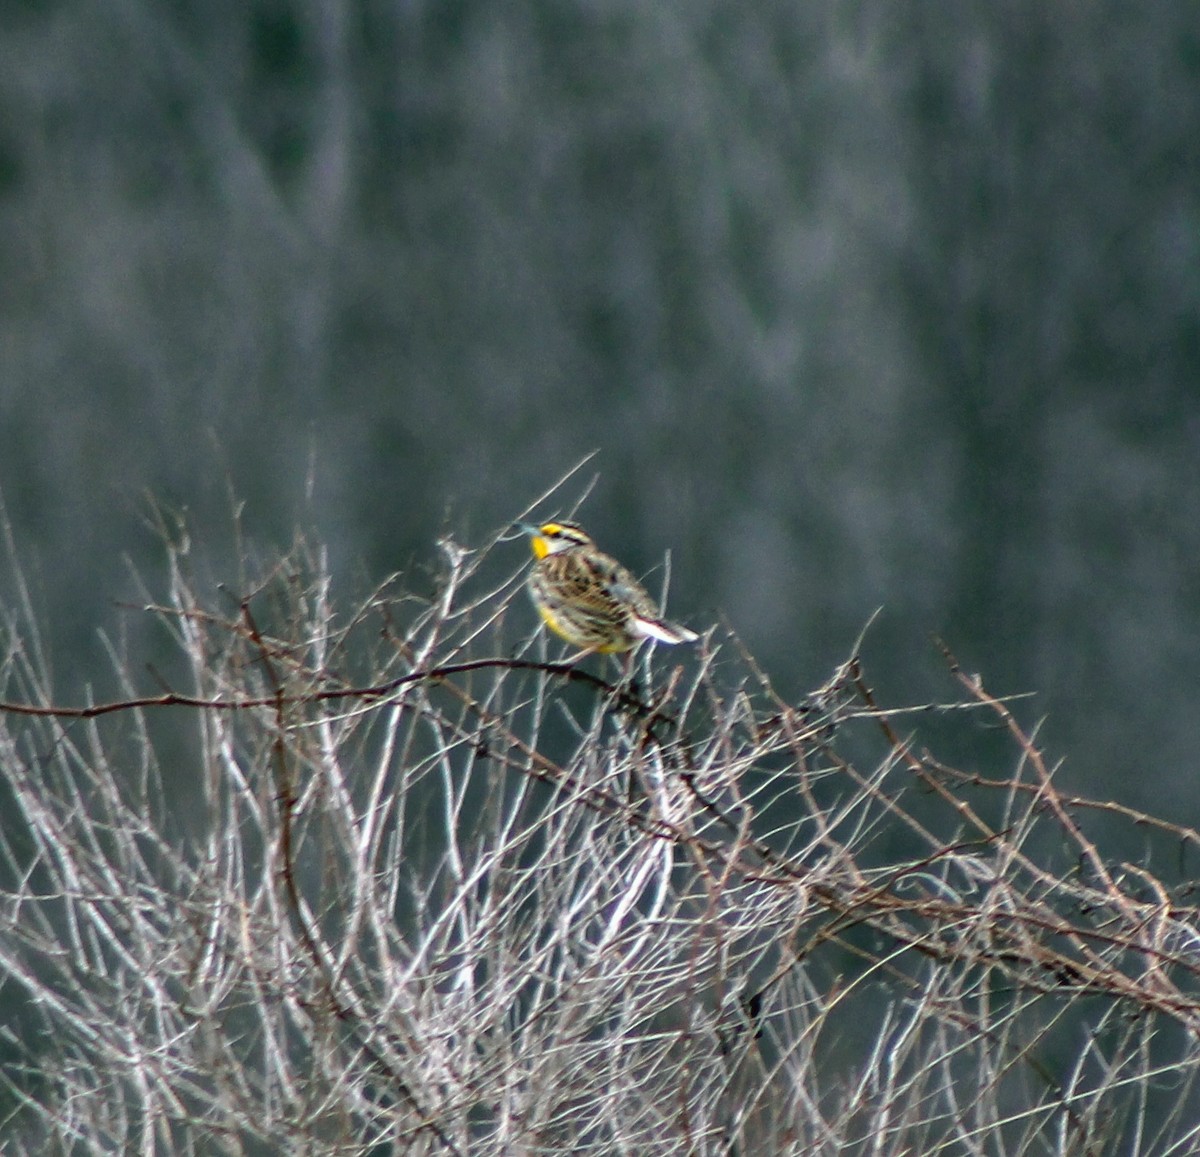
[517,520,698,656]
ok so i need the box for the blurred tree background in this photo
[1,0,1198,816]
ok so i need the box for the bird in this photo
[516,520,698,658]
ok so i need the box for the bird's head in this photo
[515,520,594,560]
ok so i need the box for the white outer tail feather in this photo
[632,617,699,645]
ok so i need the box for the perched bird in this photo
[517,520,698,657]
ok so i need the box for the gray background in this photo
[2,2,1198,817]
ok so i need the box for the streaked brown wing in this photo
[580,553,659,620]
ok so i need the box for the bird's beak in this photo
[513,521,551,559]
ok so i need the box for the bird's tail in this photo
[632,617,699,646]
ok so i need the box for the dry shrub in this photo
[1,511,1199,1155]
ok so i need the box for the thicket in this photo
[1,504,1199,1155]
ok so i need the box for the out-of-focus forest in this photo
[1,2,1198,813]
